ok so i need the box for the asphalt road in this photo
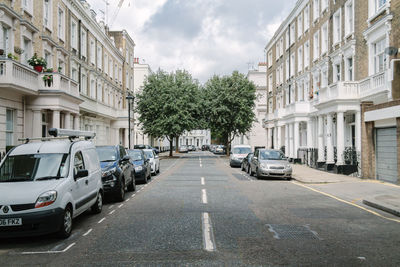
[1,151,400,266]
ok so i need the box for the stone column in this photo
[32,109,42,138]
[73,114,80,130]
[326,113,334,164]
[355,110,361,152]
[294,122,300,159]
[307,119,313,148]
[289,123,294,158]
[318,115,325,162]
[285,124,289,157]
[277,126,282,150]
[52,110,60,129]
[336,112,345,165]
[64,112,71,129]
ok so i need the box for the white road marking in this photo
[202,212,216,251]
[109,210,115,215]
[125,198,130,202]
[98,217,106,224]
[201,177,205,185]
[202,189,208,204]
[118,204,124,208]
[108,205,114,209]
[83,229,92,236]
[21,243,76,255]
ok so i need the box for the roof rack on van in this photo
[18,128,96,143]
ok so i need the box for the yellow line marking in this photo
[292,181,400,223]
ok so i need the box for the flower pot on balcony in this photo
[34,65,43,72]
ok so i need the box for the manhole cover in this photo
[266,224,321,240]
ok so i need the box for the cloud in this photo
[88,0,297,83]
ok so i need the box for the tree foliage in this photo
[203,71,257,154]
[135,69,201,156]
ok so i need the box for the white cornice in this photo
[265,0,308,52]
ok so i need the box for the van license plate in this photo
[0,218,22,226]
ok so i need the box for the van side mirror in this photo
[75,169,88,180]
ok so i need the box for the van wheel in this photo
[58,206,72,238]
[116,180,125,202]
[91,192,103,214]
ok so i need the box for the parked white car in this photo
[230,145,252,167]
[142,149,160,175]
[0,128,103,238]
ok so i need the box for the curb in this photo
[363,199,400,218]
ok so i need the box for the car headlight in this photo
[102,167,117,177]
[286,164,292,169]
[35,190,57,208]
[135,166,143,172]
[260,163,268,169]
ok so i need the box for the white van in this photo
[0,128,103,238]
[230,145,252,167]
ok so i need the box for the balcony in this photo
[318,81,359,104]
[0,59,39,94]
[359,71,390,100]
[264,112,275,122]
[274,108,286,119]
[38,73,79,98]
[285,101,310,116]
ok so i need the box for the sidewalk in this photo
[292,164,400,218]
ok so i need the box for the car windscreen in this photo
[259,150,285,160]
[96,147,117,162]
[0,153,69,182]
[144,151,154,158]
[233,147,252,154]
[128,151,143,160]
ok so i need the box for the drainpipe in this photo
[78,20,82,92]
[288,23,291,104]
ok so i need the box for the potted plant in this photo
[28,53,47,72]
[7,53,18,60]
[42,74,53,87]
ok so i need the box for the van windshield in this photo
[0,153,69,182]
[233,147,252,154]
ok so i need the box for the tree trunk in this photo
[169,138,173,157]
[175,136,179,153]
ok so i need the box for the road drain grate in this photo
[232,173,249,181]
[266,224,321,240]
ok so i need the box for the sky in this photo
[88,0,297,84]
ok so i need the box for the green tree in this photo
[136,69,201,156]
[204,71,257,155]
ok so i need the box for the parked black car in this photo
[202,145,209,151]
[241,153,254,173]
[96,145,135,201]
[127,149,151,184]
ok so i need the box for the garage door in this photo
[376,128,398,183]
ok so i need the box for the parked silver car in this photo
[249,149,292,180]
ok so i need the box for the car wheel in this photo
[143,172,148,184]
[157,166,160,174]
[91,192,103,214]
[286,176,292,181]
[116,179,125,202]
[247,165,250,174]
[229,161,233,167]
[241,164,244,171]
[249,166,253,176]
[256,168,261,179]
[127,175,135,191]
[58,206,72,238]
